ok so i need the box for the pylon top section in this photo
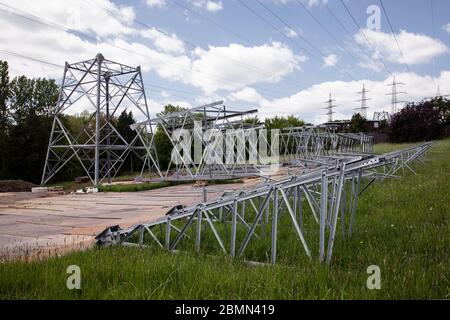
[132,101,258,132]
[55,53,149,119]
[42,54,153,186]
[66,53,139,77]
[131,101,260,181]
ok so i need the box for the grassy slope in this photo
[0,140,449,299]
[98,179,243,193]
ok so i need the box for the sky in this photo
[0,0,449,124]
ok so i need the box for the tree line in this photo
[5,57,445,184]
[348,98,450,142]
[0,60,308,184]
[0,60,138,184]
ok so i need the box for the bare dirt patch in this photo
[0,180,37,193]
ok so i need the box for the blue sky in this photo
[1,0,449,123]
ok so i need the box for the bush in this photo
[388,99,447,143]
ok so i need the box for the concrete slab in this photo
[0,179,260,260]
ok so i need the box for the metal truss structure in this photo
[131,101,265,181]
[97,142,432,265]
[280,127,373,162]
[42,54,155,186]
[373,111,390,122]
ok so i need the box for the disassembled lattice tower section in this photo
[42,54,157,186]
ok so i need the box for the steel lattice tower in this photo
[324,93,336,123]
[355,84,370,118]
[41,54,157,186]
[386,75,406,115]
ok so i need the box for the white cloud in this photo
[206,1,223,12]
[257,71,450,124]
[0,0,137,38]
[160,90,170,98]
[189,42,306,94]
[272,0,328,8]
[0,0,191,78]
[190,0,223,12]
[355,29,448,65]
[0,2,304,98]
[444,23,450,34]
[228,87,264,104]
[304,0,328,8]
[145,98,194,120]
[284,27,299,39]
[4,0,449,127]
[322,54,338,68]
[140,28,185,54]
[145,0,167,8]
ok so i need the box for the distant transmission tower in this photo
[425,85,450,100]
[373,111,390,121]
[41,54,158,186]
[355,84,370,118]
[386,75,406,114]
[436,84,441,98]
[324,93,336,122]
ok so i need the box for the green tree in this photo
[0,61,10,178]
[116,110,136,142]
[32,78,59,116]
[6,111,52,183]
[432,97,450,125]
[265,115,305,130]
[264,115,305,155]
[116,110,137,173]
[155,104,187,170]
[8,76,35,124]
[0,61,9,130]
[8,76,59,123]
[2,73,59,182]
[243,115,260,126]
[349,113,366,133]
[388,100,443,143]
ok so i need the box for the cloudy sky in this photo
[0,0,449,123]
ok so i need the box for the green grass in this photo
[47,172,153,192]
[98,181,186,192]
[373,141,419,154]
[0,139,449,299]
[98,179,243,193]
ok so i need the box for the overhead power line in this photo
[0,3,292,100]
[254,0,357,81]
[0,48,202,102]
[172,0,253,45]
[84,0,309,92]
[324,3,380,71]
[0,49,62,69]
[294,0,363,73]
[339,0,392,76]
[386,75,406,114]
[378,0,419,92]
[378,0,412,75]
[237,0,316,58]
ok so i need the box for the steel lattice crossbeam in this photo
[42,54,156,186]
[279,127,373,162]
[98,142,432,265]
[131,101,268,181]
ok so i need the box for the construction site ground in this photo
[0,178,263,260]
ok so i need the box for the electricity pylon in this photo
[41,54,158,186]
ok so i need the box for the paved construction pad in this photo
[0,180,259,259]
